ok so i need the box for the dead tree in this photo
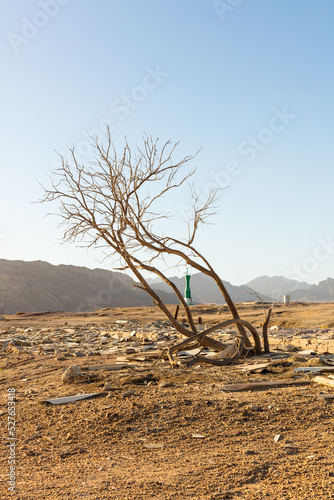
[41,130,270,365]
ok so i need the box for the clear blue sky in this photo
[1,0,333,285]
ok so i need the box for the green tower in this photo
[184,268,194,305]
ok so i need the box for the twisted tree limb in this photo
[40,132,271,368]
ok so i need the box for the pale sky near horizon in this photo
[1,0,334,286]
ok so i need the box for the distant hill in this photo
[290,278,334,302]
[151,272,272,304]
[1,259,332,314]
[245,275,311,301]
[0,259,177,314]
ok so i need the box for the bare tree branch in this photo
[40,131,269,364]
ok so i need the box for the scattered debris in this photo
[81,364,130,371]
[142,443,164,450]
[40,392,107,405]
[293,366,334,373]
[121,390,136,398]
[103,382,113,391]
[277,344,299,353]
[240,363,270,372]
[61,365,84,384]
[314,376,334,389]
[2,309,334,499]
[222,379,311,392]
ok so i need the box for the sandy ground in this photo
[1,303,334,499]
[2,301,334,329]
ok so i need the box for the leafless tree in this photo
[41,130,270,365]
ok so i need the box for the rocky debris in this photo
[1,322,334,371]
[2,312,334,500]
[103,382,112,391]
[62,365,84,383]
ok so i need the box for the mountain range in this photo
[245,275,311,300]
[148,274,273,304]
[0,259,333,314]
[0,259,176,315]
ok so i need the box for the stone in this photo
[277,344,298,353]
[61,365,84,384]
[122,390,135,398]
[25,388,38,395]
[103,382,113,391]
[125,348,136,354]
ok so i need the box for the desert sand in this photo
[1,302,334,499]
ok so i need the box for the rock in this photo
[277,344,298,353]
[103,382,113,391]
[61,365,84,384]
[125,348,136,354]
[122,390,135,398]
[25,388,38,395]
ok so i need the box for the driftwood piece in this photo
[314,375,334,388]
[167,331,210,367]
[262,307,272,353]
[294,366,334,373]
[222,379,311,392]
[167,316,264,367]
[240,363,270,372]
[81,364,130,371]
[187,337,244,367]
[201,318,262,355]
[40,392,108,405]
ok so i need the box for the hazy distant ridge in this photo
[150,273,273,303]
[0,259,176,314]
[0,260,333,315]
[245,275,311,301]
[289,278,334,302]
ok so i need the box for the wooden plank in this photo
[81,364,130,371]
[240,363,270,372]
[314,376,334,388]
[294,366,334,373]
[222,379,310,392]
[215,343,238,359]
[40,392,108,405]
